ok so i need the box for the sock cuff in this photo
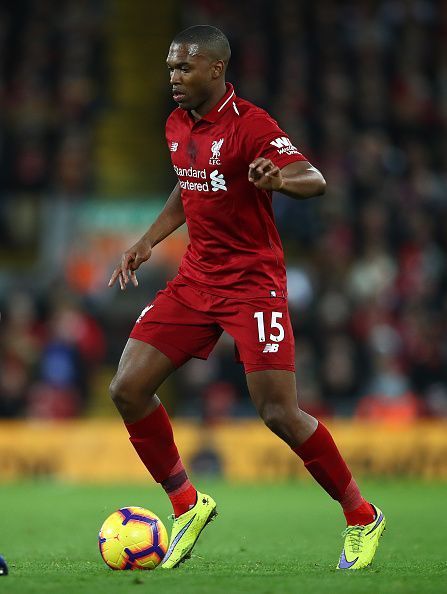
[292,421,334,461]
[125,403,169,438]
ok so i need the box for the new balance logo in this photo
[262,343,279,353]
[170,141,179,152]
[270,136,299,155]
[210,169,227,192]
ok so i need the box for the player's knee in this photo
[259,401,305,444]
[260,402,289,436]
[109,374,139,415]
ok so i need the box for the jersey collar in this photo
[199,83,236,123]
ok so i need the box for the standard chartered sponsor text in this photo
[174,165,206,178]
[174,165,230,192]
[179,180,210,191]
[174,165,210,191]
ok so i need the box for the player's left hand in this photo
[248,158,283,191]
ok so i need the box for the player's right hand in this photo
[108,239,152,291]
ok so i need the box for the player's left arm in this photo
[248,158,326,199]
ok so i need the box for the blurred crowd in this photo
[0,0,105,416]
[176,0,447,421]
[1,0,447,421]
[0,292,105,417]
[0,0,104,252]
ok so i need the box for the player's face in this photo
[167,43,217,112]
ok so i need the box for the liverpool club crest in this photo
[209,138,224,165]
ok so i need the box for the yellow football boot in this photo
[337,504,386,570]
[161,491,217,569]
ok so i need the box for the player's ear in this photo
[211,60,224,79]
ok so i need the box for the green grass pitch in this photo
[1,480,446,594]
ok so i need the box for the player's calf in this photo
[246,370,318,446]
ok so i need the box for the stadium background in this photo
[1,1,447,482]
[1,2,447,593]
[1,0,447,483]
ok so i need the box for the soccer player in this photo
[108,25,385,570]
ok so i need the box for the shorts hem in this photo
[129,332,200,369]
[244,364,296,374]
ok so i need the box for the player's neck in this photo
[190,82,227,121]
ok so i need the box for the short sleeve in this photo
[242,113,307,169]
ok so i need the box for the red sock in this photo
[125,404,197,516]
[341,478,376,525]
[162,460,197,516]
[293,422,375,525]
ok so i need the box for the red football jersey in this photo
[165,83,307,299]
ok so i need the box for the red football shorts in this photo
[129,276,295,374]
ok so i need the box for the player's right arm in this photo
[108,183,184,290]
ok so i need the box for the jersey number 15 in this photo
[254,311,285,343]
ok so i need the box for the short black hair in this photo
[171,25,231,65]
